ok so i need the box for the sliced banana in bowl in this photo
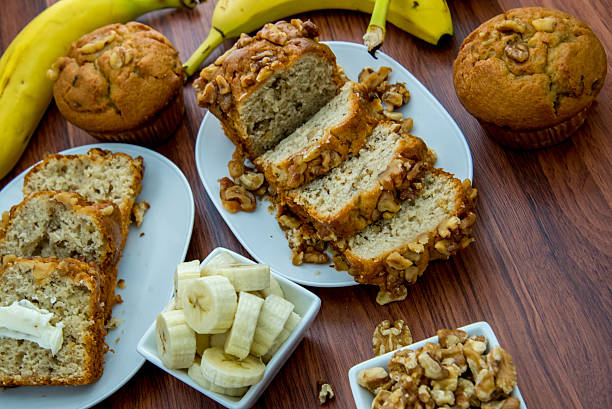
[137,247,321,409]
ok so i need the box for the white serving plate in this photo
[348,322,527,409]
[0,143,195,409]
[195,41,473,288]
[137,247,322,409]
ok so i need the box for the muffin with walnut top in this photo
[49,22,184,144]
[453,7,607,149]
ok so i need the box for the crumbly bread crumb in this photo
[0,191,122,320]
[23,148,144,247]
[256,81,377,190]
[0,257,105,386]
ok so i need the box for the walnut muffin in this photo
[50,22,184,144]
[453,7,607,149]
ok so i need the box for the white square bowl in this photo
[348,321,528,409]
[137,247,322,409]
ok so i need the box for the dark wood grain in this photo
[1,1,611,408]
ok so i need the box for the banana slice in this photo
[201,347,265,388]
[210,332,228,348]
[262,312,301,363]
[174,260,201,309]
[250,294,294,356]
[201,252,240,276]
[196,333,211,356]
[261,276,285,299]
[182,276,237,334]
[188,359,248,397]
[217,264,270,292]
[224,292,264,359]
[156,310,196,369]
[164,297,177,312]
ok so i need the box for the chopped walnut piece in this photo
[438,329,468,348]
[317,382,334,405]
[219,177,256,213]
[504,43,529,63]
[228,148,246,179]
[475,368,497,402]
[487,346,517,395]
[382,82,410,111]
[431,389,455,406]
[357,367,392,394]
[358,66,392,91]
[237,172,265,191]
[376,286,407,305]
[373,320,413,356]
[418,350,447,380]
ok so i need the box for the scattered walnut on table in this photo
[218,177,256,213]
[317,381,334,405]
[373,319,413,356]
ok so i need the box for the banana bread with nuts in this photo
[281,122,436,241]
[335,168,477,305]
[23,148,145,248]
[194,19,346,159]
[0,257,106,386]
[0,191,122,320]
[255,81,378,190]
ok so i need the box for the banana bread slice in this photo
[281,122,436,241]
[255,81,378,190]
[194,19,345,159]
[23,148,144,248]
[336,168,477,304]
[0,191,122,320]
[0,257,105,386]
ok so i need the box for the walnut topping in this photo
[531,17,556,32]
[256,67,273,83]
[358,66,392,91]
[109,49,123,69]
[382,82,410,111]
[376,286,407,305]
[504,43,529,63]
[100,205,115,216]
[357,367,392,394]
[228,148,246,179]
[400,117,414,133]
[260,23,289,45]
[219,177,256,213]
[199,82,217,105]
[79,30,116,54]
[373,320,413,356]
[361,330,519,409]
[237,172,265,191]
[382,110,403,121]
[377,192,401,214]
[386,252,413,271]
[494,19,526,33]
[215,75,231,95]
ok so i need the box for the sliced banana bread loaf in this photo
[23,148,144,248]
[281,122,436,241]
[194,19,345,159]
[255,81,378,190]
[0,257,105,386]
[0,191,122,320]
[336,168,477,304]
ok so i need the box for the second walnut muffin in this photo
[50,22,184,144]
[453,7,607,149]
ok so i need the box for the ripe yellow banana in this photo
[0,0,197,180]
[183,0,453,76]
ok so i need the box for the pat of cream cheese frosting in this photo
[0,299,63,355]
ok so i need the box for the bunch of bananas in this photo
[0,0,197,180]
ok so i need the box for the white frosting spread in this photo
[0,299,64,355]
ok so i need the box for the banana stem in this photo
[183,28,225,77]
[363,0,390,57]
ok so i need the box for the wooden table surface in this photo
[1,0,610,408]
